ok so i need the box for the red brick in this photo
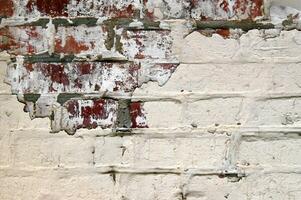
[26,0,69,17]
[54,26,107,55]
[51,98,148,133]
[130,102,148,128]
[144,0,264,20]
[189,0,264,20]
[0,0,265,20]
[0,26,48,55]
[0,0,14,17]
[121,30,175,61]
[67,0,139,18]
[8,62,139,94]
[0,26,178,66]
[55,36,90,54]
[64,98,118,130]
[24,0,141,18]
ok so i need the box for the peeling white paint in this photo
[46,19,55,55]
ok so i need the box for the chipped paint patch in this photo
[7,62,140,94]
[130,102,148,128]
[60,98,118,134]
[120,29,176,62]
[8,0,142,18]
[190,0,264,20]
[0,26,48,55]
[143,0,264,20]
[55,26,107,55]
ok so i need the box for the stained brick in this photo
[26,0,69,17]
[130,102,148,128]
[7,62,139,94]
[50,98,147,133]
[67,0,141,18]
[16,0,142,18]
[0,25,178,64]
[54,26,107,55]
[144,0,264,20]
[1,0,264,20]
[189,0,264,20]
[62,98,118,131]
[0,0,14,17]
[121,30,176,61]
[0,26,48,55]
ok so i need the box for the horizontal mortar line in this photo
[0,91,301,98]
[5,57,301,65]
[2,17,299,33]
[0,166,241,177]
[241,165,301,175]
[8,54,179,64]
[0,17,164,29]
[194,20,275,30]
[130,127,301,136]
[2,91,300,102]
[7,126,301,138]
[180,61,301,65]
[11,53,130,63]
[131,92,301,102]
[194,20,301,31]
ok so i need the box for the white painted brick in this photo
[268,63,301,92]
[117,174,180,200]
[12,131,94,167]
[132,136,228,169]
[144,98,244,128]
[181,30,301,63]
[184,98,244,127]
[0,61,10,94]
[0,95,50,130]
[135,63,271,93]
[187,174,301,200]
[187,176,242,200]
[94,137,133,167]
[239,139,301,166]
[0,173,115,200]
[137,63,301,94]
[3,130,228,170]
[247,98,301,126]
[95,136,228,169]
[143,102,183,128]
[181,32,239,63]
[0,131,10,167]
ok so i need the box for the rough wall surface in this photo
[1,0,301,199]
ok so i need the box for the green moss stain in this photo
[57,93,82,105]
[23,94,41,103]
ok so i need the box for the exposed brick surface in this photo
[25,0,141,18]
[0,26,48,55]
[0,0,14,17]
[0,0,264,20]
[8,62,139,93]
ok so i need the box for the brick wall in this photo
[1,0,301,199]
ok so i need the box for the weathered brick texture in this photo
[1,0,301,199]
